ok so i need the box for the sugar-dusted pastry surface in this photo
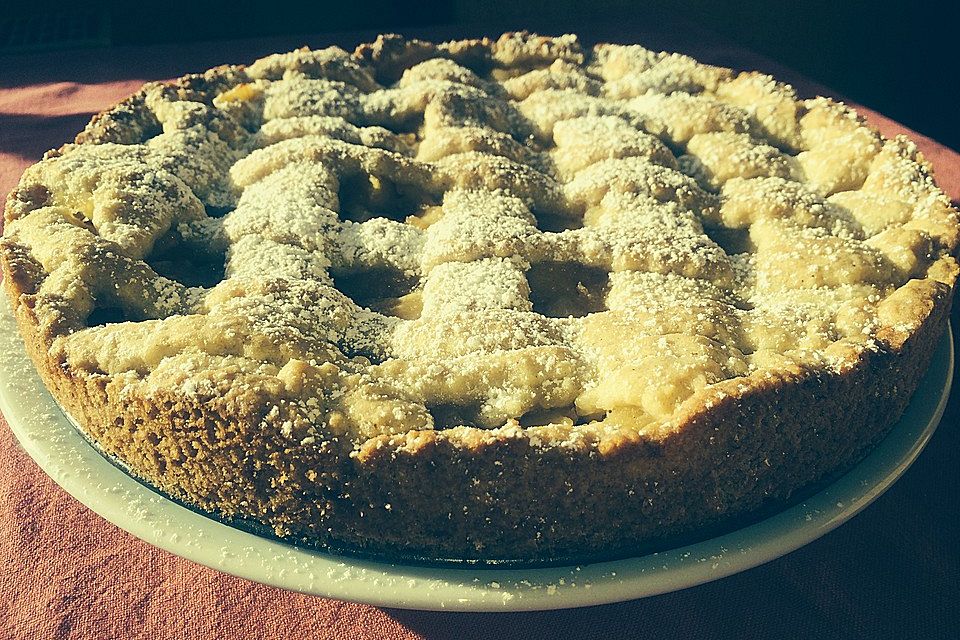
[5,34,955,442]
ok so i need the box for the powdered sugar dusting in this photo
[4,32,956,446]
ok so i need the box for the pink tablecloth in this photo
[1,23,958,640]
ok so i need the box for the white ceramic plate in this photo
[0,299,952,611]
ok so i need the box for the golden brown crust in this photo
[3,250,950,559]
[2,32,958,561]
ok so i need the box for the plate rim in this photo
[0,300,952,611]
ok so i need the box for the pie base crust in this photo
[6,286,949,560]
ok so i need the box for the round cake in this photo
[1,32,956,562]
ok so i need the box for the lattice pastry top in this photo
[2,33,957,501]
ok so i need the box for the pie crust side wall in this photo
[2,244,952,560]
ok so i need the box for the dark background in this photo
[1,0,957,151]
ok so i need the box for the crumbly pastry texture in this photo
[2,33,957,561]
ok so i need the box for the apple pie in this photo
[2,32,956,561]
